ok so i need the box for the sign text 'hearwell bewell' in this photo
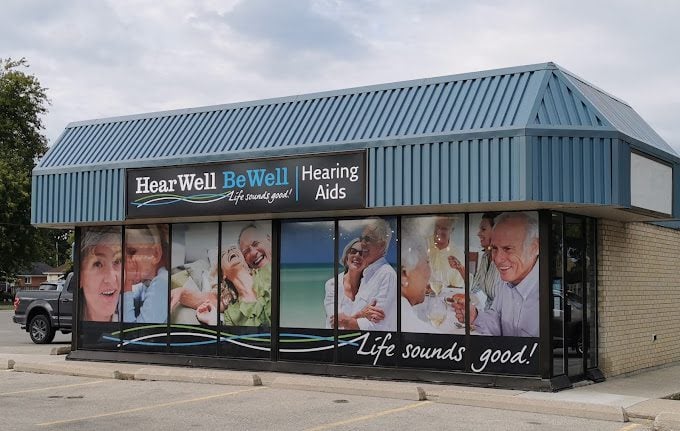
[126,152,366,219]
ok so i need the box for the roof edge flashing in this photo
[33,127,533,175]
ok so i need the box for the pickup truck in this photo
[13,273,74,344]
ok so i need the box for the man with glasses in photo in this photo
[337,217,397,332]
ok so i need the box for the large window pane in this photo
[218,221,273,358]
[466,211,540,376]
[123,225,169,324]
[399,215,466,371]
[169,223,218,355]
[402,215,466,334]
[280,221,334,329]
[469,211,540,338]
[122,224,169,352]
[337,217,397,367]
[337,217,398,332]
[78,226,122,350]
[279,220,335,362]
[565,216,585,377]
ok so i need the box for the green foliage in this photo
[0,58,72,278]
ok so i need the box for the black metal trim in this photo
[464,213,471,373]
[216,222,223,357]
[118,226,124,350]
[333,220,339,363]
[560,213,567,375]
[580,217,588,376]
[271,219,280,362]
[538,210,552,380]
[72,227,81,351]
[395,216,402,362]
[166,224,172,353]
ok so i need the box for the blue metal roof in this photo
[32,62,679,226]
[37,63,551,171]
[559,67,678,157]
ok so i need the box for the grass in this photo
[0,304,14,311]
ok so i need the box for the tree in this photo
[0,58,71,280]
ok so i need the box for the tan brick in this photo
[598,220,680,377]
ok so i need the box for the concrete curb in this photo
[134,367,261,386]
[654,412,680,431]
[431,388,627,422]
[8,356,676,425]
[12,361,121,379]
[626,399,680,421]
[2,359,15,370]
[50,346,71,355]
[270,375,426,401]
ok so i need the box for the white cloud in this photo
[1,0,679,153]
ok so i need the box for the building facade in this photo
[32,63,680,390]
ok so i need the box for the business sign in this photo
[126,152,366,219]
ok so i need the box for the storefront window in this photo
[218,221,272,358]
[122,224,169,352]
[336,217,397,366]
[400,215,466,370]
[169,223,219,355]
[75,211,592,380]
[279,220,335,362]
[565,216,585,377]
[466,211,540,375]
[78,226,122,350]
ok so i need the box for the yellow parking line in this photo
[618,423,643,431]
[303,400,431,431]
[0,380,106,396]
[37,386,266,427]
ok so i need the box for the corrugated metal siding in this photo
[561,71,678,156]
[38,70,544,169]
[31,169,125,225]
[369,137,527,207]
[529,136,615,204]
[533,72,608,127]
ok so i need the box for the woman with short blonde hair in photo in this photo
[80,228,123,322]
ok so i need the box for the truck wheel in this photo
[29,314,55,344]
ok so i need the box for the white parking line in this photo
[37,386,267,427]
[0,380,106,396]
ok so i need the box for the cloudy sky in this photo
[3,0,680,153]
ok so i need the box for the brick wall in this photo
[598,219,680,377]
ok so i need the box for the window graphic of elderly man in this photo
[337,218,397,332]
[123,225,168,323]
[452,212,539,337]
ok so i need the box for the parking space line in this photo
[0,380,106,396]
[303,400,431,431]
[37,386,266,427]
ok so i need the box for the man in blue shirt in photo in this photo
[453,212,539,337]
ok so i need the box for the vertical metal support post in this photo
[333,220,339,363]
[271,219,280,362]
[72,227,81,352]
[538,210,552,379]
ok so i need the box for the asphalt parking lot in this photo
[0,370,639,431]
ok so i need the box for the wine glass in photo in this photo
[427,296,447,328]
